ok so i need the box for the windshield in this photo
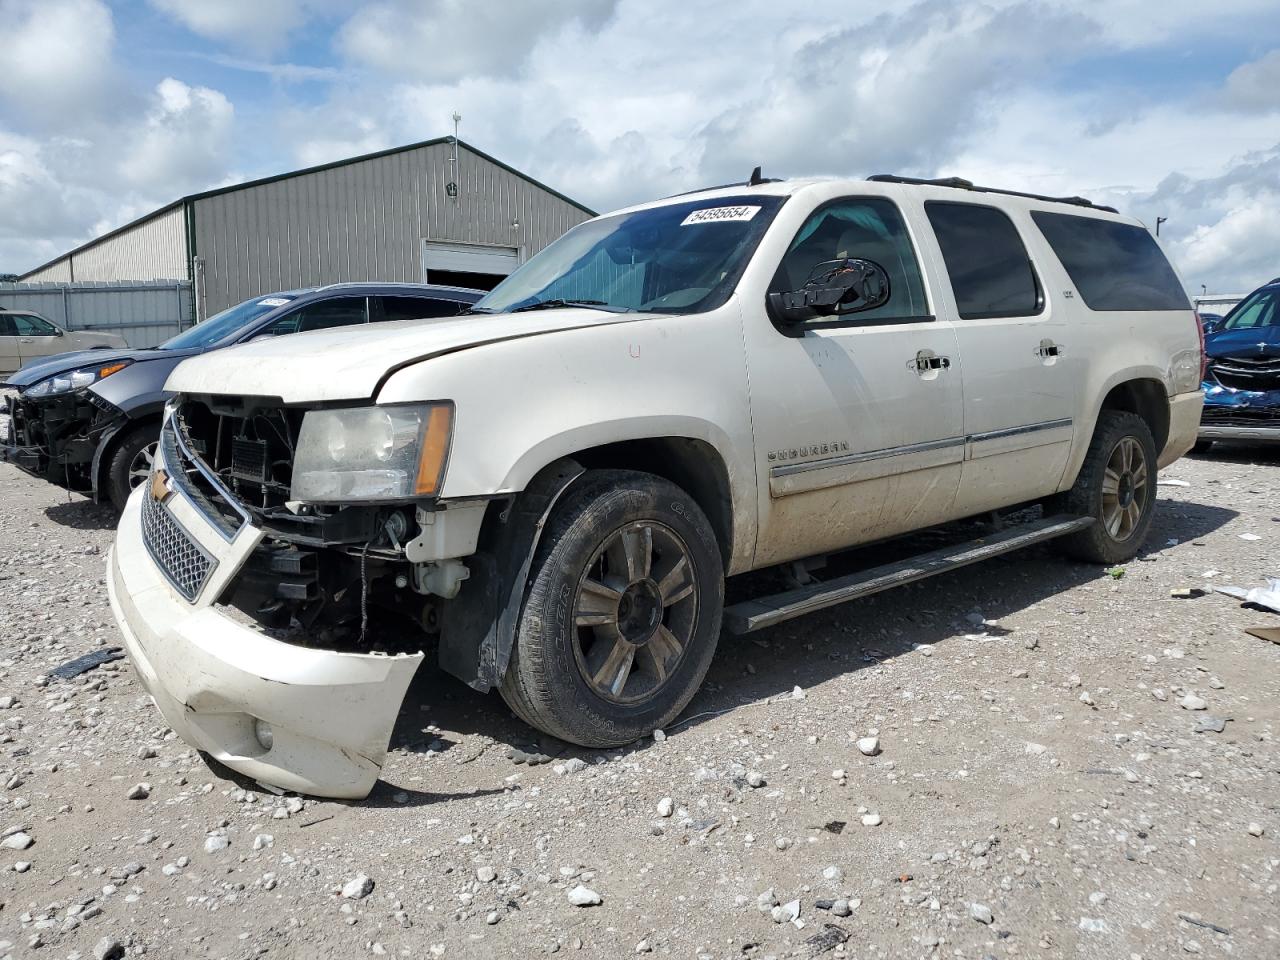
[1221,287,1280,331]
[474,194,788,315]
[160,294,298,349]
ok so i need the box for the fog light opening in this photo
[253,719,274,751]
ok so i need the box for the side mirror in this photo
[768,258,891,324]
[53,327,64,337]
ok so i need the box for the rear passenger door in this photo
[253,297,369,337]
[372,295,467,323]
[915,201,1075,515]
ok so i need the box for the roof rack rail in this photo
[866,174,1118,214]
[663,165,783,201]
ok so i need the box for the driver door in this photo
[0,314,20,375]
[12,314,63,364]
[743,195,965,567]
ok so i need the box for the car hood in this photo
[2,347,192,389]
[166,308,652,402]
[1204,326,1280,359]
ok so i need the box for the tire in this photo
[105,425,160,513]
[1191,440,1214,455]
[1052,411,1158,564]
[500,469,724,747]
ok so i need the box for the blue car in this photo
[1199,277,1280,447]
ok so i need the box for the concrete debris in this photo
[567,884,602,907]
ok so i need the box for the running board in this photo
[723,514,1094,635]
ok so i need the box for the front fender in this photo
[500,415,737,492]
[437,459,585,692]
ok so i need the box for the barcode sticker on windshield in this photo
[257,297,290,306]
[681,205,761,226]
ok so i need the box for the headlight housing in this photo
[290,402,453,502]
[23,360,133,398]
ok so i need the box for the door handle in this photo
[19,338,33,343]
[910,349,952,374]
[1035,339,1062,358]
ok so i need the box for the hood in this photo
[1204,325,1280,359]
[2,347,184,389]
[166,308,651,402]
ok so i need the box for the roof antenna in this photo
[748,165,765,186]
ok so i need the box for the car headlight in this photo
[290,402,454,502]
[24,360,132,398]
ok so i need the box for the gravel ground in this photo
[1,446,1278,960]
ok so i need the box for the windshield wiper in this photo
[459,305,495,315]
[510,298,610,313]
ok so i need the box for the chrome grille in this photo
[141,488,217,602]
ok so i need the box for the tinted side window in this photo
[1031,212,1189,311]
[0,315,16,337]
[377,296,463,323]
[770,197,929,323]
[926,202,1041,319]
[259,297,368,336]
[11,314,58,336]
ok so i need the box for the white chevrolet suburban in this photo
[107,174,1204,797]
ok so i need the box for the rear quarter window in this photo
[1031,211,1189,312]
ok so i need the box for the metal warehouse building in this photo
[19,138,595,321]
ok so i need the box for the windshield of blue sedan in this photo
[1221,288,1280,330]
[159,295,298,349]
[474,195,788,315]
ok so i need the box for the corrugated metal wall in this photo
[192,142,591,314]
[0,281,194,348]
[22,207,188,285]
[1194,296,1244,316]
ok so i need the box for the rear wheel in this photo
[105,425,159,513]
[500,470,723,747]
[1053,411,1158,564]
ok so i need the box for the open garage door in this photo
[422,240,521,291]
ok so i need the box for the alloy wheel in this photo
[1100,436,1149,541]
[572,520,697,704]
[128,441,159,489]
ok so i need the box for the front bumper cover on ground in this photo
[107,474,423,799]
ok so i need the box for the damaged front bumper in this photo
[1199,382,1280,443]
[106,476,424,799]
[0,390,115,492]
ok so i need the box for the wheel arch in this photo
[91,410,163,501]
[495,418,752,574]
[1062,373,1169,491]
[1098,378,1170,453]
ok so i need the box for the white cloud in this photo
[0,0,120,124]
[118,79,236,194]
[4,0,1280,294]
[1221,49,1280,113]
[337,0,621,82]
[147,0,341,54]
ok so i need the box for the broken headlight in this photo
[290,402,453,502]
[24,360,133,398]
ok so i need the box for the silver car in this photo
[0,310,127,378]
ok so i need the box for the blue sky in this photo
[2,0,1279,292]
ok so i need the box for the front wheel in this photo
[500,470,724,747]
[1052,411,1158,564]
[105,425,159,513]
